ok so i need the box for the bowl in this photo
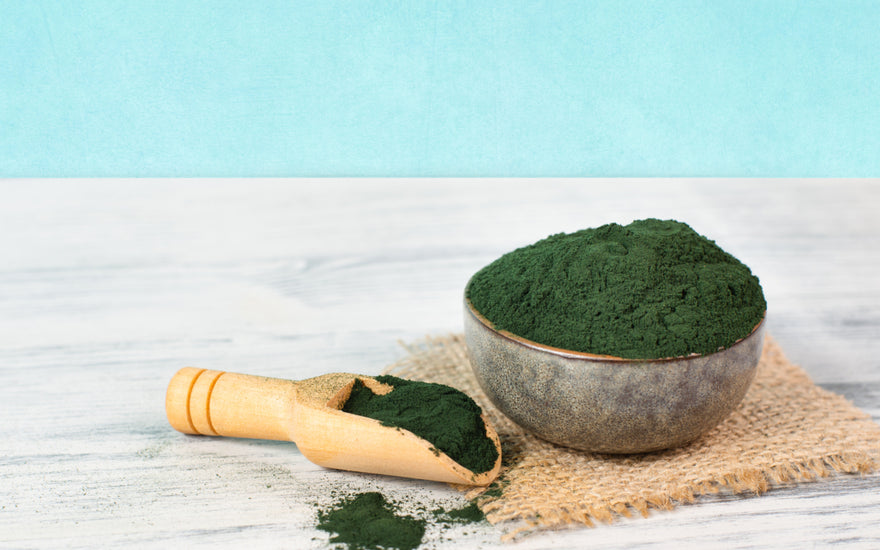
[463,296,766,454]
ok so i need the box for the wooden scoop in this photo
[166,368,502,486]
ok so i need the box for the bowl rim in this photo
[465,296,766,364]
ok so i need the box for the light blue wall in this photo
[2,1,878,176]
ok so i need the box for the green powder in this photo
[317,492,425,550]
[342,375,499,474]
[316,492,488,550]
[432,501,486,524]
[466,219,766,359]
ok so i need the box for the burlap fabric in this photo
[384,334,880,539]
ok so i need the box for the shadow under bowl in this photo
[463,297,766,454]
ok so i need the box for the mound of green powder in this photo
[317,492,425,550]
[466,219,766,359]
[316,492,488,550]
[342,375,499,474]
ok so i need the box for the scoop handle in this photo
[165,367,297,441]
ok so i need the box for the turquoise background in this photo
[1,1,878,176]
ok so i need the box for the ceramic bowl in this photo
[463,294,766,454]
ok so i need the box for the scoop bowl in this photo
[464,297,766,454]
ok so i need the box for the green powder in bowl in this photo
[466,219,766,360]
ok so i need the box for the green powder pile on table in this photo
[467,219,766,359]
[316,491,487,550]
[317,492,425,550]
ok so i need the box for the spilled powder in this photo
[432,501,486,524]
[316,491,487,550]
[317,492,425,550]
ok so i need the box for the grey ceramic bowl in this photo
[464,296,766,454]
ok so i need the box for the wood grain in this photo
[1,178,878,549]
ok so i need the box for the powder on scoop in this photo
[342,375,498,474]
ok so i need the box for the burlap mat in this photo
[384,334,880,539]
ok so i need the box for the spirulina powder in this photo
[466,219,766,359]
[316,492,487,550]
[343,375,498,474]
[317,492,425,550]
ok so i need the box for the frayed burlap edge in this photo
[384,334,880,540]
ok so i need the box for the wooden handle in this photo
[166,367,297,441]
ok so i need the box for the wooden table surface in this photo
[2,179,879,549]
